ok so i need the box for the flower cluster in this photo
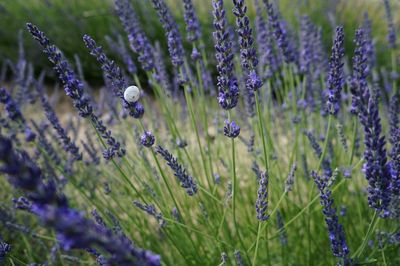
[0,88,36,142]
[233,0,262,92]
[155,145,198,196]
[311,171,351,263]
[326,26,345,116]
[256,171,269,221]
[141,131,155,148]
[115,0,155,72]
[150,0,185,69]
[223,120,240,138]
[39,92,82,161]
[83,34,144,119]
[212,0,239,110]
[263,0,295,63]
[27,23,125,160]
[182,0,201,43]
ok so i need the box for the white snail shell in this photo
[124,85,140,103]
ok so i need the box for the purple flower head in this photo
[276,211,288,246]
[150,0,185,68]
[254,0,278,79]
[383,0,397,49]
[133,200,166,228]
[38,90,82,161]
[0,235,11,263]
[141,131,155,148]
[83,35,145,120]
[212,0,239,110]
[350,28,369,116]
[311,171,350,261]
[27,23,124,160]
[256,171,269,221]
[115,0,155,72]
[223,120,240,138]
[24,127,36,142]
[182,0,201,42]
[299,16,313,74]
[285,163,297,193]
[326,26,345,116]
[0,88,24,122]
[155,145,198,196]
[105,35,137,75]
[233,0,263,92]
[263,0,295,63]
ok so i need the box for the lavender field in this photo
[0,0,399,265]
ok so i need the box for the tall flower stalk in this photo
[26,23,125,160]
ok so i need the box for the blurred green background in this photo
[0,0,398,84]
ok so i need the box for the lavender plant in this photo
[0,0,399,265]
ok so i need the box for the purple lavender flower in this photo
[141,131,155,148]
[363,13,376,72]
[212,0,239,110]
[263,0,295,63]
[276,211,288,246]
[311,171,351,262]
[388,124,400,217]
[350,29,368,115]
[305,130,332,176]
[182,0,201,42]
[0,88,36,142]
[254,0,277,79]
[326,26,345,116]
[0,136,161,266]
[155,145,198,196]
[150,0,185,69]
[256,171,269,221]
[383,0,397,49]
[299,16,313,74]
[0,235,11,263]
[351,35,391,212]
[105,35,137,75]
[233,0,262,92]
[223,120,240,138]
[27,23,125,160]
[83,35,144,119]
[285,163,297,193]
[115,0,155,72]
[234,250,244,266]
[133,200,166,228]
[38,92,82,161]
[31,120,62,166]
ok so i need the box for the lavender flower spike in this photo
[233,0,262,92]
[0,88,36,142]
[39,92,82,161]
[383,0,397,49]
[326,26,345,116]
[155,145,197,196]
[141,131,155,148]
[26,23,125,159]
[312,171,351,263]
[83,34,144,119]
[256,171,269,221]
[150,0,185,69]
[223,120,241,138]
[182,0,201,42]
[115,0,155,72]
[263,0,295,63]
[212,0,239,110]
